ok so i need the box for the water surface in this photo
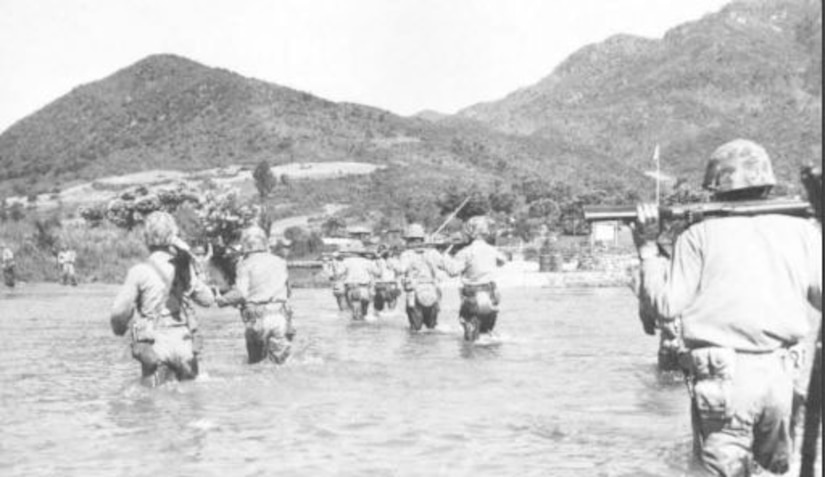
[1,284,700,476]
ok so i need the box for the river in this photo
[0,284,738,476]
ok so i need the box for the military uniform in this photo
[634,140,823,476]
[339,249,378,320]
[372,249,401,312]
[323,255,347,311]
[218,227,294,364]
[395,224,450,330]
[1,246,14,288]
[110,212,214,386]
[443,216,507,341]
[57,248,78,286]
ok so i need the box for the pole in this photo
[432,195,472,238]
[654,144,661,205]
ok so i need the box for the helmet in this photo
[404,223,426,240]
[463,216,490,240]
[240,226,268,254]
[143,211,179,247]
[702,139,776,193]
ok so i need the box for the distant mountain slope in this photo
[0,54,632,198]
[459,0,822,190]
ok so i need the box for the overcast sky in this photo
[0,0,730,132]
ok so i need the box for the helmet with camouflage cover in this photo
[463,215,490,240]
[702,139,776,194]
[404,223,426,240]
[240,225,269,254]
[143,211,179,247]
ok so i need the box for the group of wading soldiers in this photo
[322,219,508,341]
[0,243,78,288]
[107,211,509,387]
[104,138,821,476]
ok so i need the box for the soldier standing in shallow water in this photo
[442,216,508,341]
[109,211,215,387]
[631,139,822,476]
[56,244,78,286]
[395,224,448,331]
[323,252,348,311]
[1,243,14,288]
[216,226,295,364]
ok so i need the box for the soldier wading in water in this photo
[631,139,821,476]
[216,226,295,364]
[443,216,508,342]
[395,223,449,331]
[110,211,215,387]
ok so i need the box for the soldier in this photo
[322,251,348,311]
[1,243,14,288]
[443,216,508,341]
[338,241,377,321]
[631,139,822,476]
[109,211,215,387]
[372,244,401,313]
[216,226,294,364]
[396,223,448,331]
[56,244,78,286]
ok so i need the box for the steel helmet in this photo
[702,139,776,193]
[463,216,490,240]
[404,223,426,239]
[240,225,269,254]
[143,211,179,247]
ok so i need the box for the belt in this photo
[462,282,495,292]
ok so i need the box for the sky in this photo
[0,0,730,132]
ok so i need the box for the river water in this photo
[0,284,718,476]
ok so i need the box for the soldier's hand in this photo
[630,203,660,254]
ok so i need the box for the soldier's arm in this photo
[217,260,249,307]
[188,265,215,308]
[637,226,703,321]
[110,266,141,336]
[440,249,466,277]
[807,226,822,312]
[495,248,508,267]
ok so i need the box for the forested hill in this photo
[458,0,822,192]
[0,54,629,198]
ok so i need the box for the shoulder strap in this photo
[145,257,174,318]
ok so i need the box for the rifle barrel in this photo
[583,199,813,223]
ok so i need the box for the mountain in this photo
[459,0,822,190]
[0,54,630,198]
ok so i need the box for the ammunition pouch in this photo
[413,282,439,308]
[345,283,371,302]
[688,347,736,421]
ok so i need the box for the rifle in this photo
[800,165,821,477]
[583,198,814,226]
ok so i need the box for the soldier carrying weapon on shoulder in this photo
[625,139,821,476]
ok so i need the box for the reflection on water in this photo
[2,283,704,476]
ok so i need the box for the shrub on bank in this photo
[0,219,145,283]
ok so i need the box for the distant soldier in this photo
[216,226,294,364]
[56,244,78,286]
[632,140,822,475]
[322,251,348,311]
[396,224,448,331]
[1,243,14,288]
[339,241,378,321]
[372,244,401,312]
[443,216,508,341]
[109,211,215,387]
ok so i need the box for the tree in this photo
[253,160,277,200]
